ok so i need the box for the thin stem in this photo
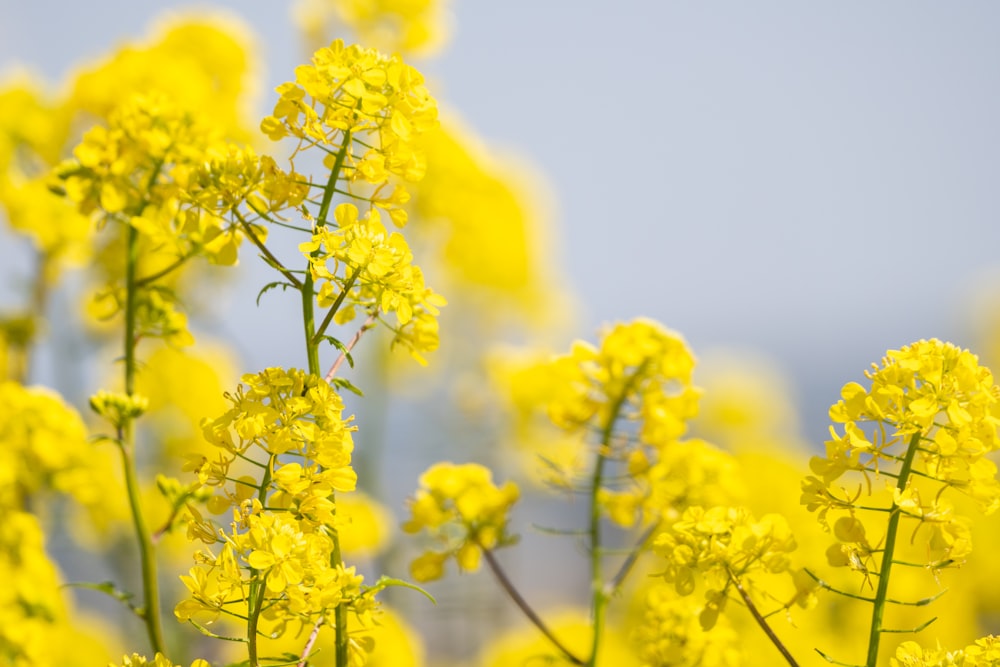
[293,127,354,667]
[728,568,799,667]
[325,313,377,381]
[586,370,644,667]
[135,251,195,287]
[865,432,921,667]
[121,221,166,655]
[312,265,363,345]
[301,230,348,667]
[247,575,268,666]
[586,451,609,667]
[235,211,302,288]
[316,130,352,227]
[482,549,585,666]
[604,520,661,599]
[298,618,325,667]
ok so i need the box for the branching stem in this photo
[728,567,799,666]
[122,220,166,655]
[865,432,922,667]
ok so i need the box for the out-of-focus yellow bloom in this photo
[403,462,519,581]
[410,119,570,327]
[336,491,394,558]
[691,349,801,449]
[0,381,102,510]
[477,609,639,667]
[631,585,743,667]
[0,77,71,175]
[653,506,799,630]
[112,654,210,667]
[0,510,67,665]
[69,14,258,141]
[0,79,91,278]
[293,0,452,57]
[134,342,239,457]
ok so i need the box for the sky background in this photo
[2,1,1000,440]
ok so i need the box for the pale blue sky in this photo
[2,2,1000,438]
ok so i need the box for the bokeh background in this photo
[3,2,1000,664]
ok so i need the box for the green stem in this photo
[586,372,643,667]
[865,432,921,667]
[247,576,267,666]
[302,228,348,667]
[122,221,166,655]
[316,130,352,227]
[587,451,609,667]
[293,127,353,667]
[312,265,363,346]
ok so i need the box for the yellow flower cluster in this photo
[505,319,728,526]
[196,367,356,495]
[403,462,520,581]
[179,147,307,263]
[179,368,374,645]
[653,506,798,630]
[177,508,369,629]
[68,17,257,141]
[300,202,446,364]
[892,636,1000,667]
[802,339,1000,574]
[261,38,438,225]
[56,92,263,269]
[536,318,699,440]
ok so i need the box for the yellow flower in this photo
[403,462,519,581]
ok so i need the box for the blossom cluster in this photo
[892,636,1000,667]
[178,367,378,662]
[802,339,1000,575]
[653,506,801,630]
[260,38,438,225]
[300,202,446,364]
[403,462,520,581]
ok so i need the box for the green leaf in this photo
[317,335,354,368]
[256,281,294,306]
[189,619,248,643]
[367,575,436,604]
[330,377,363,397]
